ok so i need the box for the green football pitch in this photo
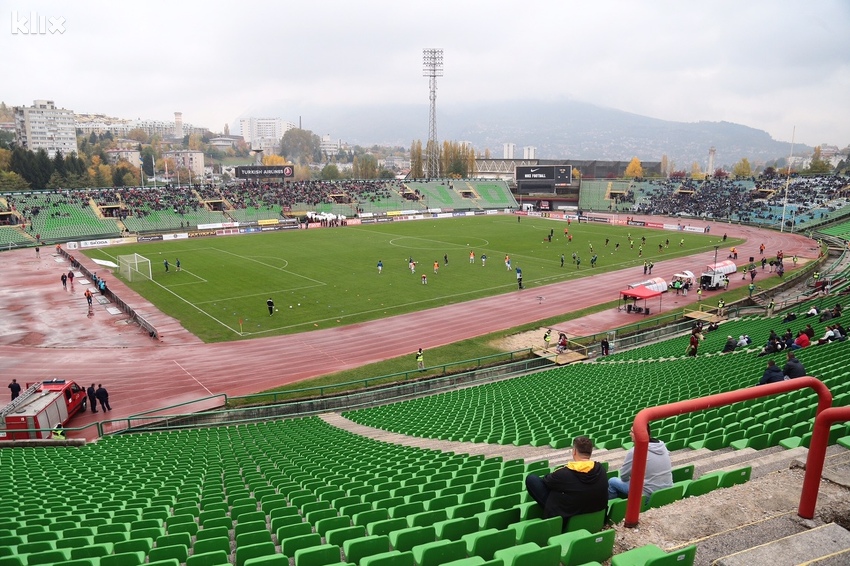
[83,215,731,342]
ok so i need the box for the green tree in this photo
[280,128,321,165]
[32,149,53,189]
[0,170,30,190]
[0,130,13,149]
[142,153,155,177]
[46,171,65,189]
[732,158,752,178]
[321,163,341,180]
[52,150,67,179]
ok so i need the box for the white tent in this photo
[628,277,669,293]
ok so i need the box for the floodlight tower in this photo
[423,48,443,179]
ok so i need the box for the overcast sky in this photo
[2,0,848,148]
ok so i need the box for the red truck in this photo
[0,379,87,439]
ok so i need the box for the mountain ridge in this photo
[243,98,808,169]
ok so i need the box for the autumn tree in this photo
[732,158,752,178]
[806,146,832,175]
[690,162,705,180]
[409,140,423,178]
[0,148,11,171]
[625,157,644,178]
[262,154,287,166]
[126,128,150,144]
[353,154,378,179]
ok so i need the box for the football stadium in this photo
[2,174,850,565]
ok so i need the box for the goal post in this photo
[118,253,152,282]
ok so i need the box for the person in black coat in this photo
[721,336,737,353]
[758,360,785,385]
[87,383,98,413]
[525,436,608,523]
[94,384,111,411]
[783,352,807,379]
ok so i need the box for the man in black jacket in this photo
[758,359,785,385]
[87,383,98,413]
[525,436,608,522]
[783,351,807,379]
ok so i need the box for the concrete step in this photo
[714,523,850,566]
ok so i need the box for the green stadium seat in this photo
[23,549,72,566]
[548,528,615,566]
[281,534,323,559]
[509,517,565,547]
[644,484,685,510]
[326,525,366,547]
[277,522,313,542]
[235,541,278,566]
[683,475,720,498]
[359,550,415,566]
[114,536,154,555]
[243,555,290,566]
[236,529,273,548]
[410,539,467,566]
[368,518,408,537]
[476,507,520,530]
[564,509,605,533]
[148,543,189,564]
[343,534,391,564]
[389,525,436,553]
[294,543,341,566]
[493,542,561,566]
[434,517,479,541]
[611,543,697,566]
[100,551,146,566]
[461,528,515,560]
[193,535,231,557]
[186,550,231,566]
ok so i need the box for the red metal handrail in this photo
[798,405,850,519]
[625,376,831,527]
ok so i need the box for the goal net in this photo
[118,253,152,282]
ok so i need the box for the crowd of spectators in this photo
[633,175,849,227]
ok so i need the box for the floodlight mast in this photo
[423,48,443,179]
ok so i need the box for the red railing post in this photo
[798,406,850,519]
[624,376,831,528]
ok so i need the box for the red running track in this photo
[0,217,817,440]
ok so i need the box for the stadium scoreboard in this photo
[515,165,572,189]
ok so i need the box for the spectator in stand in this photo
[758,337,781,357]
[758,359,785,385]
[607,424,673,500]
[737,335,750,348]
[817,326,836,345]
[804,324,816,339]
[783,351,807,379]
[721,336,737,353]
[525,436,608,522]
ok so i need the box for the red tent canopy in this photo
[619,285,663,315]
[620,285,662,300]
